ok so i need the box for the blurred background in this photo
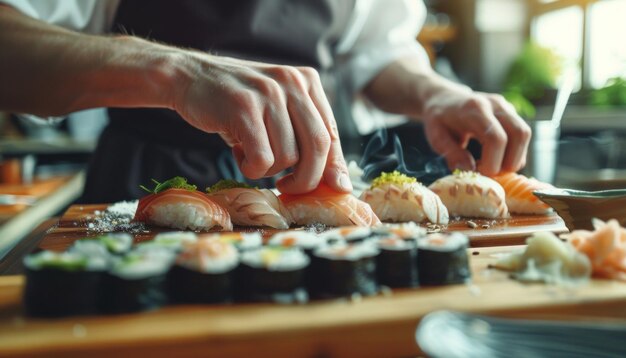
[0,0,625,253]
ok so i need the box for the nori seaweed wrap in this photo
[417,233,471,286]
[99,248,174,314]
[375,236,419,288]
[236,247,309,304]
[168,238,239,304]
[23,251,107,318]
[308,241,379,298]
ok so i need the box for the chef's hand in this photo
[364,57,531,176]
[172,54,352,194]
[421,86,532,175]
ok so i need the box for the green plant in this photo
[502,42,563,118]
[589,77,626,107]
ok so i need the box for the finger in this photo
[276,93,331,194]
[489,95,532,172]
[461,98,508,175]
[303,67,352,192]
[235,113,275,179]
[425,120,476,172]
[259,84,299,177]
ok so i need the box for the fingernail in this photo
[339,173,353,191]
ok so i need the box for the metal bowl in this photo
[533,188,626,231]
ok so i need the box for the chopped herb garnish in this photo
[140,176,197,194]
[206,179,254,194]
[371,171,418,188]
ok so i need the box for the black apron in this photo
[81,0,354,203]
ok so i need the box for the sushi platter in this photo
[0,203,624,357]
[2,172,625,357]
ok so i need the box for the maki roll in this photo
[267,231,326,256]
[375,235,419,288]
[204,232,263,252]
[135,231,198,252]
[237,247,309,304]
[23,251,107,317]
[168,238,239,304]
[100,249,174,314]
[373,222,426,240]
[417,233,471,286]
[70,233,133,258]
[309,241,379,298]
[321,227,376,244]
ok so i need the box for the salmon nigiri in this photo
[491,172,554,215]
[429,170,509,219]
[279,183,381,227]
[360,171,449,225]
[135,177,232,231]
[206,180,293,229]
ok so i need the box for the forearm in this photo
[0,6,188,116]
[363,56,471,118]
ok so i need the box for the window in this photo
[529,0,626,90]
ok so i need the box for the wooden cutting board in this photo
[38,204,568,252]
[1,245,625,358]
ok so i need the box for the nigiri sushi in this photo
[491,172,554,215]
[360,171,449,225]
[135,177,232,231]
[279,183,381,227]
[428,170,509,219]
[206,180,293,229]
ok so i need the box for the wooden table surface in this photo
[0,204,621,357]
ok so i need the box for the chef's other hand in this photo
[173,54,352,194]
[422,85,531,176]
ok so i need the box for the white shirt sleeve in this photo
[0,0,119,33]
[336,0,429,95]
[334,0,430,135]
[0,0,120,124]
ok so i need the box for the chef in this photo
[0,0,530,202]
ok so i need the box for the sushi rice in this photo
[241,247,309,271]
[109,249,175,280]
[314,240,380,261]
[149,203,220,231]
[24,250,107,272]
[177,239,239,274]
[268,231,325,251]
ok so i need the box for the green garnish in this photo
[27,252,89,272]
[206,179,253,194]
[452,169,478,178]
[140,176,197,194]
[371,171,417,188]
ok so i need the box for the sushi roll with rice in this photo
[168,238,239,304]
[100,248,174,314]
[373,222,427,240]
[268,231,326,256]
[417,233,471,286]
[203,232,263,252]
[135,231,198,253]
[206,180,294,229]
[361,171,449,225]
[375,235,419,288]
[135,177,232,231]
[70,233,133,258]
[237,247,310,304]
[321,227,377,244]
[309,241,379,298]
[23,251,107,317]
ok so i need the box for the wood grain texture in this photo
[1,245,625,357]
[39,204,569,252]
